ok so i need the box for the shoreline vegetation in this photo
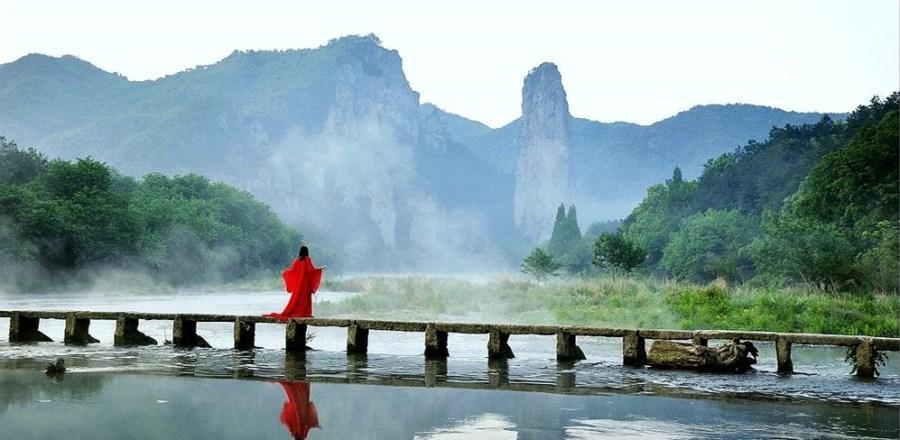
[316,275,898,338]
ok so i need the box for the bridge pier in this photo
[424,323,449,358]
[488,329,515,359]
[114,317,157,346]
[347,323,369,354]
[556,330,585,361]
[854,339,876,378]
[691,333,708,347]
[9,312,52,343]
[64,313,99,345]
[233,319,255,350]
[776,337,793,374]
[173,316,211,348]
[285,320,307,352]
[623,331,646,366]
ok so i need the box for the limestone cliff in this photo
[514,62,572,240]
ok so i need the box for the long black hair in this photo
[298,245,309,260]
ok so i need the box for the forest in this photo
[0,138,300,289]
[529,93,898,294]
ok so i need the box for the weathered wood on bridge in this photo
[647,340,757,372]
[691,333,709,347]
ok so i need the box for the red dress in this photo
[278,381,320,439]
[268,257,323,320]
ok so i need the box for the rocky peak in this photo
[514,62,573,241]
[521,62,570,144]
[323,34,420,144]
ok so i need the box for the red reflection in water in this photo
[278,381,320,439]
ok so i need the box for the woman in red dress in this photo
[268,246,325,320]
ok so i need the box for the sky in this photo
[1,0,898,128]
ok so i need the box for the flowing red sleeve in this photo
[305,258,323,294]
[282,258,302,294]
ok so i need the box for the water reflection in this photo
[488,358,510,387]
[347,353,368,382]
[233,350,255,378]
[278,381,320,439]
[0,369,896,439]
[285,351,307,381]
[556,360,576,390]
[425,359,448,387]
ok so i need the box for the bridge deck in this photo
[0,309,896,350]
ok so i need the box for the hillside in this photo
[619,93,898,290]
[0,35,844,269]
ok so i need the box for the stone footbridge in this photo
[1,310,897,378]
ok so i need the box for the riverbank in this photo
[317,276,899,337]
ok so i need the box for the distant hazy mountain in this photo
[0,34,841,270]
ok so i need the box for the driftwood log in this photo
[648,339,758,373]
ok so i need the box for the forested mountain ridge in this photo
[618,93,899,291]
[0,137,301,289]
[0,35,844,269]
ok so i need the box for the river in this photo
[0,290,897,439]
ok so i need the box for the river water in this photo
[0,290,897,439]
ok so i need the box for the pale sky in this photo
[2,0,898,127]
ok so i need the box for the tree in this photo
[660,209,756,282]
[668,166,683,185]
[521,247,561,281]
[750,99,899,291]
[593,232,646,273]
[548,204,568,256]
[0,137,304,289]
[748,212,857,289]
[792,108,898,229]
[622,168,697,264]
[565,205,581,238]
[0,137,48,185]
[546,204,585,273]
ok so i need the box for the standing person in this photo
[268,246,325,320]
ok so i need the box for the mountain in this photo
[618,93,898,289]
[514,63,572,240]
[0,34,843,270]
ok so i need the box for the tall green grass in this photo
[317,275,899,337]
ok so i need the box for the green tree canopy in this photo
[622,168,697,263]
[521,247,561,281]
[592,232,646,273]
[660,209,755,282]
[0,137,48,185]
[0,139,303,289]
[548,203,581,257]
